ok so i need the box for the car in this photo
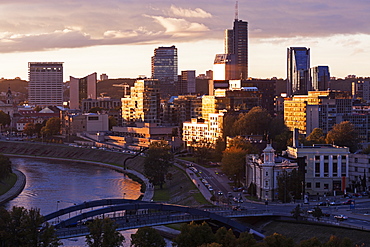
[329,201,341,206]
[217,191,223,196]
[307,209,314,214]
[317,201,328,206]
[323,212,331,217]
[334,214,348,220]
[342,199,355,205]
[227,192,233,197]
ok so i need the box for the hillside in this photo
[0,78,28,95]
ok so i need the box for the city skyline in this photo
[0,1,369,81]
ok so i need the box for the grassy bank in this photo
[261,220,370,246]
[0,173,17,195]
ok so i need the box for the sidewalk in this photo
[0,170,26,205]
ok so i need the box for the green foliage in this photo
[130,227,166,247]
[0,153,12,180]
[325,121,359,152]
[213,137,226,161]
[312,206,323,220]
[232,106,272,136]
[290,204,303,220]
[85,217,124,247]
[41,117,61,136]
[228,136,258,153]
[214,227,237,247]
[236,232,257,247]
[0,110,11,128]
[297,237,322,247]
[0,206,61,247]
[221,146,247,186]
[33,106,42,112]
[108,116,117,129]
[306,128,326,145]
[89,107,105,113]
[277,169,302,203]
[144,141,174,189]
[23,122,36,136]
[323,235,352,247]
[262,232,295,247]
[172,222,216,247]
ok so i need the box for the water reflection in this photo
[4,157,145,246]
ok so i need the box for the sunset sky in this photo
[0,0,369,81]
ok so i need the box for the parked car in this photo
[317,201,328,206]
[342,199,355,205]
[334,214,348,220]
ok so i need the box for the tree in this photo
[227,136,258,153]
[41,117,61,137]
[130,227,166,247]
[108,116,117,130]
[33,106,42,112]
[0,206,61,247]
[306,128,326,144]
[173,222,216,247]
[214,227,237,247]
[0,110,11,131]
[297,237,322,247]
[235,232,256,247]
[262,233,294,247]
[85,217,124,247]
[312,206,323,220]
[221,146,247,186]
[89,107,105,113]
[213,137,226,162]
[326,121,359,152]
[23,122,36,136]
[290,204,303,220]
[144,141,173,189]
[0,154,12,180]
[277,169,302,203]
[323,235,352,247]
[232,106,272,136]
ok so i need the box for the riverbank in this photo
[0,170,26,204]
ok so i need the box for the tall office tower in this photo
[224,19,248,79]
[213,54,236,80]
[310,66,330,91]
[69,72,97,110]
[287,47,310,95]
[28,62,64,106]
[151,45,178,82]
[177,70,196,94]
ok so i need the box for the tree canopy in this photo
[41,117,61,136]
[144,141,174,189]
[306,128,326,145]
[325,121,359,152]
[0,153,12,180]
[130,227,166,247]
[85,217,124,247]
[0,110,11,129]
[221,146,247,186]
[232,106,272,136]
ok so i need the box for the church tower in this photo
[261,144,276,200]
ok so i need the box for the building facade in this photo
[310,66,330,91]
[28,62,64,106]
[69,72,97,109]
[151,46,178,83]
[287,47,310,96]
[286,144,350,195]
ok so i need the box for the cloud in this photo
[169,5,212,18]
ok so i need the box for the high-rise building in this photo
[28,62,64,106]
[287,47,310,95]
[310,66,330,91]
[225,19,248,80]
[69,72,97,110]
[213,54,236,81]
[151,45,178,82]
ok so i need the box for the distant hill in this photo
[0,78,28,95]
[97,78,136,99]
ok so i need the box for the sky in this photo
[0,0,369,81]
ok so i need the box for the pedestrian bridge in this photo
[43,199,270,239]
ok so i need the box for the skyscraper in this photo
[310,66,330,91]
[28,62,64,106]
[69,72,97,110]
[287,47,310,95]
[151,45,178,82]
[225,19,248,80]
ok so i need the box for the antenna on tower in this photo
[235,0,238,20]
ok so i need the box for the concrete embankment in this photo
[0,170,26,205]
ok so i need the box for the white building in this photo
[246,144,297,201]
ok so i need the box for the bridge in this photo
[43,199,270,239]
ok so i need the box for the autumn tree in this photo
[325,121,359,152]
[144,141,173,189]
[323,235,352,247]
[88,107,105,113]
[108,116,117,130]
[214,227,237,247]
[85,217,124,247]
[221,146,247,186]
[41,117,61,136]
[0,154,12,180]
[297,237,322,247]
[290,204,303,220]
[130,227,166,247]
[262,233,294,247]
[23,122,36,136]
[306,128,326,145]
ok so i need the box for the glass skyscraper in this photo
[151,45,178,82]
[287,47,310,95]
[310,66,330,91]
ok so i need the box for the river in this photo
[4,157,143,246]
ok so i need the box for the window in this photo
[315,182,320,188]
[307,182,312,188]
[265,171,268,177]
[324,184,329,189]
[355,167,358,172]
[355,158,358,163]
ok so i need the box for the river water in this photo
[4,157,143,246]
